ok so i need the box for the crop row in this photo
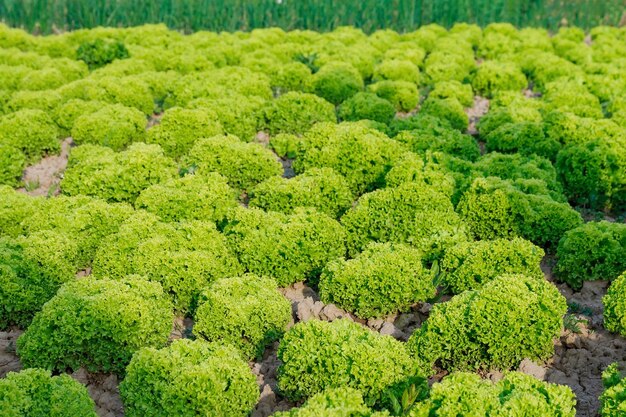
[0,0,624,34]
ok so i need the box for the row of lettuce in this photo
[0,22,625,416]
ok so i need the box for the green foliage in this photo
[76,38,129,69]
[2,2,625,35]
[0,109,59,162]
[71,103,146,151]
[384,152,456,197]
[0,368,97,417]
[555,221,626,290]
[472,61,527,97]
[387,113,445,137]
[603,272,626,338]
[194,274,292,359]
[419,97,468,131]
[556,137,626,212]
[5,89,63,113]
[485,122,561,161]
[521,51,583,91]
[0,144,25,186]
[441,237,544,293]
[270,133,299,159]
[146,107,223,158]
[429,80,474,107]
[341,182,468,259]
[457,177,583,248]
[319,242,436,318]
[61,142,178,203]
[87,76,154,115]
[338,92,396,124]
[473,152,564,200]
[0,186,40,238]
[394,121,479,161]
[603,363,623,390]
[272,61,314,93]
[373,59,420,84]
[380,376,429,417]
[0,237,74,329]
[408,274,566,374]
[136,173,238,223]
[93,211,242,312]
[53,98,102,136]
[20,194,134,275]
[478,98,543,138]
[368,80,419,112]
[293,122,403,195]
[313,62,364,105]
[221,207,345,287]
[274,387,387,417]
[260,91,336,134]
[600,363,626,416]
[249,167,353,218]
[188,95,265,142]
[424,55,470,85]
[543,79,602,118]
[165,67,271,108]
[543,111,623,147]
[408,372,576,417]
[120,339,259,417]
[16,276,172,374]
[278,319,417,405]
[185,134,283,191]
[133,70,176,111]
[17,68,67,91]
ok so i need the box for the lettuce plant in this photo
[441,237,544,293]
[136,173,238,223]
[221,207,345,287]
[120,339,259,417]
[0,368,97,417]
[71,103,147,150]
[408,274,566,374]
[17,276,173,374]
[194,274,292,359]
[278,319,417,404]
[93,211,242,312]
[555,221,626,290]
[409,372,575,416]
[319,242,436,318]
[249,167,353,218]
[61,143,178,203]
[341,182,468,259]
[145,107,223,158]
[259,91,336,135]
[603,273,626,337]
[185,134,283,191]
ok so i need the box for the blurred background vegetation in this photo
[1,0,625,34]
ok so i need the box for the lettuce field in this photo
[0,21,626,417]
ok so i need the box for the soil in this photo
[255,131,271,146]
[518,258,626,417]
[0,330,22,378]
[71,369,124,417]
[18,137,72,197]
[466,96,490,136]
[281,158,295,178]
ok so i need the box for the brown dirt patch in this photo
[466,96,490,136]
[19,137,72,197]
